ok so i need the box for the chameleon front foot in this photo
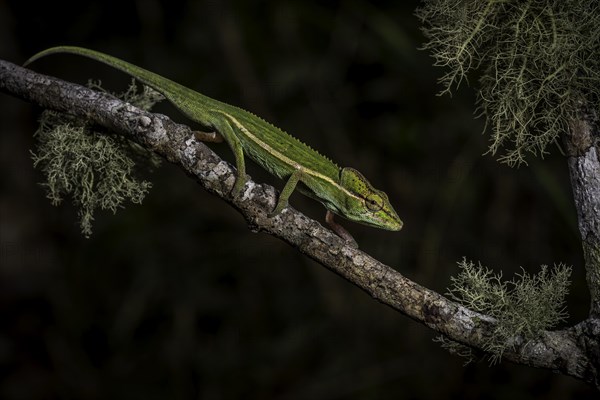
[326,211,358,248]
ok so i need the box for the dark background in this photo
[0,0,595,398]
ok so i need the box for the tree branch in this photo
[565,114,600,318]
[0,58,598,387]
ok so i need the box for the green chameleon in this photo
[25,46,402,243]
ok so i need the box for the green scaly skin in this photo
[25,46,403,237]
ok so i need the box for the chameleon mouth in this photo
[388,219,404,231]
[379,210,403,231]
[352,212,403,231]
[378,217,403,231]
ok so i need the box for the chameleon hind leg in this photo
[194,130,223,143]
[213,119,247,196]
[269,168,303,217]
[326,211,358,248]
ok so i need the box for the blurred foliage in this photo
[417,0,600,165]
[0,0,594,399]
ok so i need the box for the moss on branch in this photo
[445,259,571,362]
[30,81,162,236]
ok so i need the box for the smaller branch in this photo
[0,58,598,386]
[565,115,600,318]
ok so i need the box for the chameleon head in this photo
[337,167,403,231]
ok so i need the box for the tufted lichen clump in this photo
[445,259,571,363]
[416,0,600,165]
[31,81,163,237]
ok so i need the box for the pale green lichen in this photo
[31,80,162,237]
[441,259,571,363]
[416,0,600,165]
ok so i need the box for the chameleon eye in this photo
[365,193,383,212]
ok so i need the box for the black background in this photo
[0,1,595,398]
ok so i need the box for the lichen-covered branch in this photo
[447,260,572,363]
[32,104,160,237]
[0,58,598,387]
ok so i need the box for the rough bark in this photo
[1,58,598,387]
[565,115,600,318]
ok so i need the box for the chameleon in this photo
[25,46,403,242]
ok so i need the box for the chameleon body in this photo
[25,46,403,236]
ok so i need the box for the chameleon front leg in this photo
[212,120,247,195]
[270,170,358,246]
[269,168,303,217]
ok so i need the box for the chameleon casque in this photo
[25,46,403,242]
